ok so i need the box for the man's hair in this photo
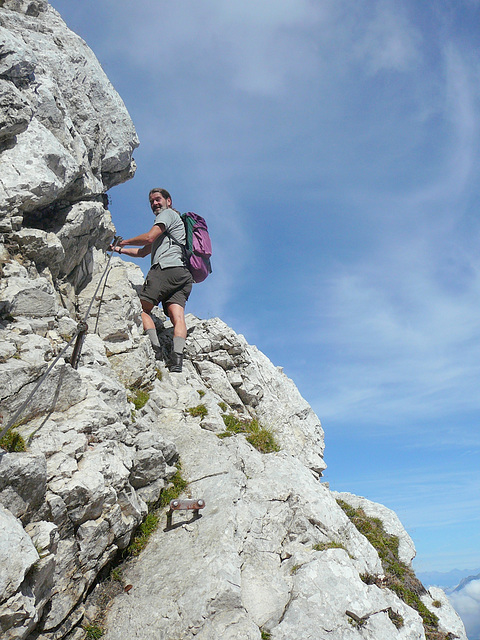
[149,188,172,203]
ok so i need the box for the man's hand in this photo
[108,236,124,252]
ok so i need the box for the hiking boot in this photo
[169,351,183,373]
[152,345,163,361]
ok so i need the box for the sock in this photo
[173,336,186,354]
[146,328,160,348]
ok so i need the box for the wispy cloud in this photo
[305,41,480,429]
[312,245,480,427]
[402,45,479,208]
[352,0,421,73]
[99,0,328,96]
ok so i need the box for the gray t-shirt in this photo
[150,208,186,268]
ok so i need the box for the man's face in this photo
[149,191,171,213]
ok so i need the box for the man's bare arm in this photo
[112,244,152,258]
[119,223,165,247]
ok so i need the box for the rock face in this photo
[0,3,468,640]
[0,0,137,288]
[97,341,466,640]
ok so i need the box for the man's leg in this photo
[141,299,161,349]
[166,303,186,372]
[167,303,187,339]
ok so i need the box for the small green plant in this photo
[126,511,160,557]
[218,401,228,412]
[110,567,123,583]
[197,389,206,397]
[260,629,271,640]
[313,541,346,552]
[221,413,246,433]
[432,600,442,608]
[187,404,208,418]
[156,368,163,381]
[159,462,188,508]
[387,608,404,629]
[245,419,280,454]
[290,564,301,575]
[336,500,402,574]
[0,428,26,452]
[218,414,280,454]
[127,386,150,410]
[83,626,104,639]
[389,582,440,627]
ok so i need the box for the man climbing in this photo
[110,188,193,373]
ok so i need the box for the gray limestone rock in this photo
[0,25,36,87]
[129,431,170,488]
[0,272,57,318]
[0,360,87,427]
[11,228,65,279]
[54,205,115,280]
[38,539,86,632]
[48,468,112,526]
[1,284,468,640]
[187,317,326,474]
[0,0,138,229]
[0,453,47,521]
[0,3,179,635]
[24,521,58,628]
[0,79,33,141]
[75,258,144,345]
[98,346,466,640]
[272,552,425,639]
[0,590,37,640]
[0,505,38,604]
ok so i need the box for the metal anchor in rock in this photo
[166,498,205,529]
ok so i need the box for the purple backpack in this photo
[179,212,212,283]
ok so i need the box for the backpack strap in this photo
[164,231,189,263]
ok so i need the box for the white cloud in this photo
[449,579,480,640]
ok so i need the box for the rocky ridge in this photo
[0,2,468,640]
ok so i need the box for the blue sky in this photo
[49,0,480,577]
